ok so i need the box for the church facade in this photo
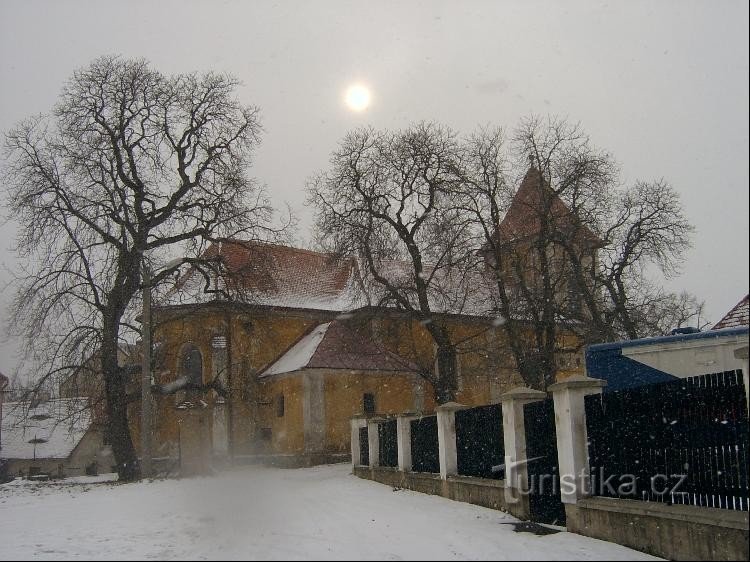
[138,170,587,468]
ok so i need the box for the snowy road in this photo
[0,464,659,560]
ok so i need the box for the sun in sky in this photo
[344,83,372,112]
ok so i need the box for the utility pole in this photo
[0,373,8,452]
[141,262,153,479]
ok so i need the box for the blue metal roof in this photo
[585,327,748,392]
[587,326,748,353]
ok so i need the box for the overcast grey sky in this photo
[1,0,748,376]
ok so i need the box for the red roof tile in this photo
[260,319,419,376]
[497,167,600,245]
[166,239,494,316]
[167,240,361,311]
[712,294,750,330]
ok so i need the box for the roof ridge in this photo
[225,239,348,261]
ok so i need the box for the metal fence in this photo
[585,370,749,511]
[378,419,398,468]
[410,416,439,473]
[455,404,504,479]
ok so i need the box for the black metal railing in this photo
[455,404,505,479]
[586,370,749,511]
[378,418,398,468]
[410,416,439,473]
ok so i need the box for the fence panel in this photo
[525,399,566,525]
[586,370,749,511]
[378,419,398,468]
[410,416,439,473]
[455,404,504,479]
[359,426,369,467]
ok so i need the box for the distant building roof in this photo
[0,398,92,460]
[712,294,749,330]
[260,319,419,377]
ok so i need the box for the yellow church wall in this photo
[322,371,423,453]
[144,302,583,463]
[256,374,305,454]
[146,305,329,457]
[375,315,531,405]
[226,312,323,455]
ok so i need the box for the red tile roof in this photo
[712,294,750,330]
[260,319,419,376]
[167,240,361,311]
[165,239,494,316]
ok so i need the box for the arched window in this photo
[180,344,203,387]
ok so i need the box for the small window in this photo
[180,344,203,387]
[276,394,285,417]
[363,392,376,414]
[259,428,272,442]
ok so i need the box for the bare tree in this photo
[308,123,482,403]
[458,116,701,388]
[456,119,614,388]
[587,179,696,340]
[3,56,285,480]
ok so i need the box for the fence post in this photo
[367,418,382,468]
[500,387,547,513]
[396,413,416,472]
[548,376,606,505]
[350,416,368,468]
[436,402,466,480]
[734,346,749,412]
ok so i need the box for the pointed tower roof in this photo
[497,167,601,246]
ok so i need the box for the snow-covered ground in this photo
[0,464,660,561]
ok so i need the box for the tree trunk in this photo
[431,331,458,404]
[102,321,139,481]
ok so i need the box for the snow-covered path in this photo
[0,464,659,560]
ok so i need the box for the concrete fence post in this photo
[367,418,382,469]
[734,346,749,412]
[436,402,466,480]
[548,376,606,504]
[499,387,547,514]
[396,413,417,472]
[350,416,368,468]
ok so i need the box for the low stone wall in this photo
[566,497,750,562]
[447,475,508,512]
[233,452,351,469]
[352,466,529,520]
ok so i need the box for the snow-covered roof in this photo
[712,294,749,330]
[262,323,332,376]
[364,259,494,317]
[161,240,497,318]
[163,241,363,312]
[0,398,93,460]
[260,319,420,377]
